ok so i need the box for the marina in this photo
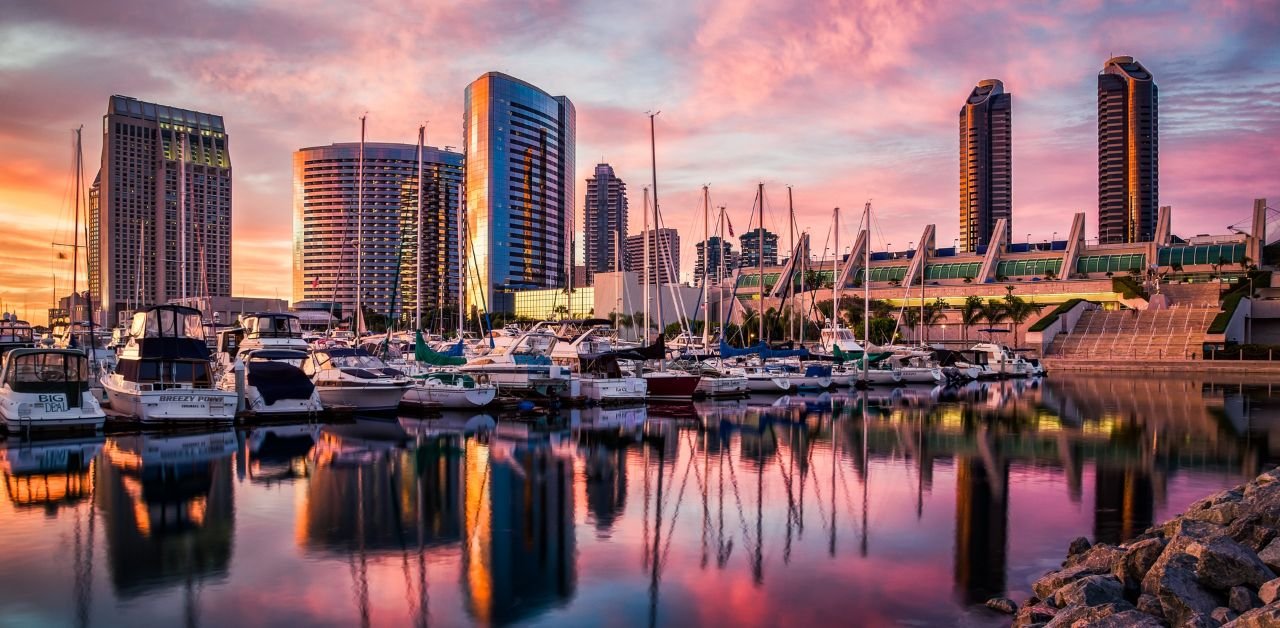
[0,373,1277,626]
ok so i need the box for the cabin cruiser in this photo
[402,371,498,409]
[0,348,105,432]
[303,347,410,411]
[100,305,236,424]
[0,314,35,356]
[884,351,945,385]
[460,328,571,398]
[215,313,323,417]
[818,325,863,355]
[970,342,1032,378]
[677,360,748,398]
[52,322,116,371]
[546,322,647,404]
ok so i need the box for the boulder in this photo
[1257,538,1280,573]
[1260,578,1280,605]
[1043,602,1133,628]
[1114,537,1168,593]
[1033,563,1113,600]
[1053,575,1125,608]
[1186,536,1276,589]
[985,597,1017,614]
[1226,512,1278,554]
[1212,606,1239,624]
[1011,602,1056,628]
[1136,593,1165,619]
[1187,502,1243,526]
[1067,536,1092,559]
[1229,585,1261,614]
[1223,601,1280,628]
[1064,543,1126,570]
[1142,552,1220,626]
[1080,610,1164,627]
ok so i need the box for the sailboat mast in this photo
[642,186,650,343]
[416,124,424,332]
[701,185,710,349]
[356,114,365,334]
[787,186,794,342]
[757,182,764,344]
[863,201,871,380]
[648,111,663,370]
[833,207,839,330]
[920,238,926,346]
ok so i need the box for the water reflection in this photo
[0,374,1277,627]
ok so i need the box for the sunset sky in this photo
[1,0,1276,320]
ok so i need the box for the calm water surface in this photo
[2,374,1279,627]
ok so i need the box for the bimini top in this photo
[241,313,302,339]
[129,305,205,340]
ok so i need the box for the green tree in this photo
[921,298,948,344]
[982,299,1010,342]
[1005,296,1044,347]
[960,295,985,343]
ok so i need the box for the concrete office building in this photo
[90,95,232,325]
[625,229,680,286]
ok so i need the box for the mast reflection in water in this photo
[0,375,1276,627]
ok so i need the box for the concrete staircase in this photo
[1158,283,1223,308]
[1049,306,1220,360]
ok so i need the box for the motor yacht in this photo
[303,347,411,411]
[0,348,105,432]
[401,371,498,409]
[100,305,236,424]
[215,313,323,417]
[970,342,1032,378]
[0,314,35,356]
[459,328,571,398]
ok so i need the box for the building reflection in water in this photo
[1,435,103,516]
[463,426,576,625]
[96,431,238,599]
[576,406,645,536]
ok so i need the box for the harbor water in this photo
[1,374,1277,627]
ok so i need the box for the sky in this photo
[1,0,1277,320]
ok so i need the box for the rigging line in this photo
[656,431,702,573]
[723,441,756,549]
[806,437,832,532]
[768,422,800,528]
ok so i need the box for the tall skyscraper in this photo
[292,142,464,323]
[959,79,1012,252]
[1098,56,1158,244]
[626,229,680,285]
[464,72,575,314]
[739,228,779,268]
[694,236,735,286]
[583,163,628,285]
[91,95,232,324]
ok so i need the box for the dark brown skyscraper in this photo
[1098,56,1158,244]
[583,163,627,285]
[959,79,1012,252]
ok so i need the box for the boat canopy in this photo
[831,345,892,365]
[242,313,302,339]
[414,331,465,365]
[131,305,205,340]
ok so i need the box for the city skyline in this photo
[2,1,1278,319]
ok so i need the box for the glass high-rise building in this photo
[694,236,735,286]
[739,228,779,268]
[1098,56,1158,244]
[959,79,1012,253]
[583,163,628,285]
[464,72,575,314]
[292,142,464,324]
[91,95,232,325]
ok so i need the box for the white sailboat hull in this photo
[315,384,408,412]
[696,376,748,397]
[581,377,647,403]
[401,383,498,409]
[897,368,945,384]
[744,375,792,393]
[859,370,903,385]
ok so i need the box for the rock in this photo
[1260,578,1280,604]
[1114,537,1168,593]
[1137,593,1165,619]
[1227,512,1279,554]
[1043,602,1133,628]
[1033,563,1114,600]
[1162,519,1229,550]
[1142,552,1220,626]
[1053,574,1125,608]
[1064,543,1126,570]
[1067,536,1092,559]
[1223,601,1280,628]
[1180,612,1214,627]
[986,596,1017,614]
[1230,585,1261,613]
[1083,610,1165,627]
[1012,602,1056,628]
[1213,606,1240,624]
[1187,501,1243,526]
[1187,536,1276,589]
[1258,538,1280,573]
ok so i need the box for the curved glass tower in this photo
[464,72,575,315]
[959,79,1012,253]
[1098,56,1158,244]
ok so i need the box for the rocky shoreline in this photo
[987,467,1280,627]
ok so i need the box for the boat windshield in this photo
[0,324,34,344]
[6,352,88,387]
[247,316,301,339]
[328,354,386,369]
[132,308,204,339]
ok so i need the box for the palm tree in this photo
[982,299,1010,343]
[921,298,948,344]
[1005,296,1044,347]
[899,307,920,341]
[960,295,985,343]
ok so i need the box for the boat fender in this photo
[517,400,536,412]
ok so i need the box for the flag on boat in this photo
[727,216,735,237]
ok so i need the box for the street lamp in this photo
[1026,233,1031,248]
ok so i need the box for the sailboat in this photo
[639,112,700,400]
